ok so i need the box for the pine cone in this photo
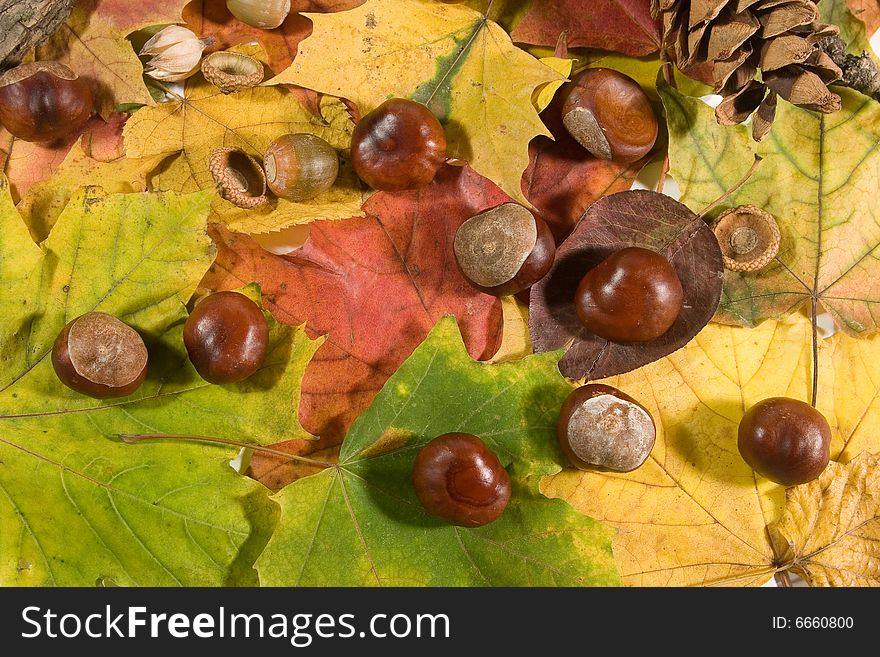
[652,0,842,140]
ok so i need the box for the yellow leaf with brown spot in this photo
[768,453,880,586]
[17,142,165,242]
[542,313,880,586]
[37,0,191,118]
[123,77,366,233]
[268,0,563,207]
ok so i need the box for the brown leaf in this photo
[511,0,662,57]
[529,190,723,380]
[246,436,341,491]
[183,1,364,76]
[768,453,880,586]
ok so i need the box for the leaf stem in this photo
[775,570,793,587]
[118,433,336,468]
[698,154,763,219]
[811,297,819,408]
[656,50,676,195]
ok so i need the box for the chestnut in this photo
[51,312,148,398]
[557,384,656,472]
[738,397,831,486]
[412,432,511,527]
[183,291,269,384]
[453,203,555,296]
[350,98,446,191]
[561,68,657,165]
[0,62,93,143]
[575,247,683,343]
[264,133,339,201]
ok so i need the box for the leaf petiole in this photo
[118,433,336,469]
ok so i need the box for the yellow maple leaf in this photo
[542,313,880,586]
[768,453,880,586]
[123,76,366,233]
[37,0,191,118]
[268,0,563,207]
[16,142,165,242]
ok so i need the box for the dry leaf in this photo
[542,312,880,586]
[768,453,880,586]
[511,0,662,57]
[124,65,366,233]
[268,0,563,206]
[847,0,880,35]
[38,0,191,117]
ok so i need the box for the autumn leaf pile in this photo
[1,0,879,587]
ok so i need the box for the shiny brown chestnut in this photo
[350,98,446,191]
[264,133,339,201]
[0,62,93,143]
[51,312,148,398]
[575,247,683,343]
[453,203,555,296]
[738,397,831,486]
[557,384,656,472]
[183,291,269,384]
[412,432,511,527]
[561,68,657,165]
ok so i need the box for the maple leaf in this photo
[268,0,563,207]
[183,0,364,75]
[202,165,505,445]
[255,316,620,586]
[511,0,661,57]
[0,180,321,585]
[542,313,880,586]
[768,453,880,586]
[38,0,191,117]
[123,61,365,233]
[661,82,880,335]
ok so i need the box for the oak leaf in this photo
[268,0,563,206]
[542,313,880,586]
[768,453,880,587]
[511,0,661,57]
[202,165,504,445]
[0,180,319,585]
[38,0,191,117]
[255,316,620,586]
[661,82,880,335]
[124,67,366,233]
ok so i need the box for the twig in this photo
[698,155,763,219]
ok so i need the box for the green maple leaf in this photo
[0,179,318,585]
[256,316,620,586]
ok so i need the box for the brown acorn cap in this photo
[201,52,264,93]
[712,205,781,272]
[209,147,268,209]
[453,203,538,289]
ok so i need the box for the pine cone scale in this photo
[656,0,843,140]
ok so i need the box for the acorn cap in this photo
[201,51,264,93]
[209,147,268,209]
[712,205,780,272]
